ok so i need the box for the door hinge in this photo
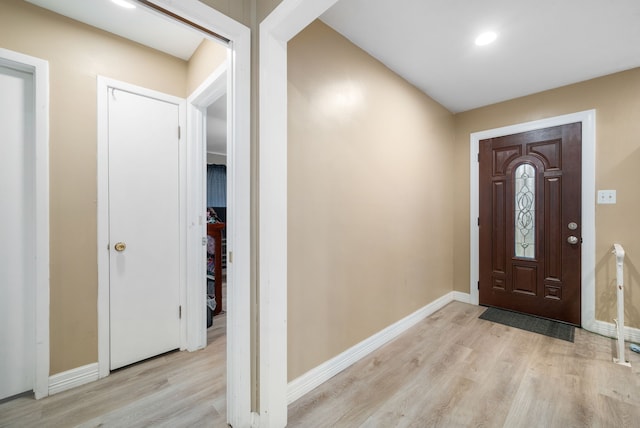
[478,281,480,290]
[178,126,181,140]
[477,153,480,162]
[202,237,207,246]
[179,305,182,319]
[477,217,480,226]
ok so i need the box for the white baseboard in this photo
[48,363,99,395]
[452,291,471,304]
[587,320,640,344]
[287,291,457,404]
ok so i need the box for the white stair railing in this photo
[612,243,631,367]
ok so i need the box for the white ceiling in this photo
[25,0,640,125]
[26,0,227,155]
[321,0,640,113]
[26,0,203,60]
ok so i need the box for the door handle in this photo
[114,242,127,252]
[567,236,579,245]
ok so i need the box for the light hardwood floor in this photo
[0,312,227,428]
[288,302,640,427]
[2,302,639,427]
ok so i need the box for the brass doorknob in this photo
[114,242,127,252]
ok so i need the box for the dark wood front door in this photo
[479,123,582,325]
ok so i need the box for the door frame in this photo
[96,2,251,426]
[185,62,227,351]
[260,0,343,425]
[0,48,50,399]
[469,110,596,329]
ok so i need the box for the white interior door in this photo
[0,64,35,399]
[108,87,181,370]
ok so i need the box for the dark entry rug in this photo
[479,307,575,342]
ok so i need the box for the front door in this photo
[479,123,582,325]
[108,86,181,370]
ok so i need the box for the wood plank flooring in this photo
[0,313,227,428]
[2,301,639,427]
[288,302,640,428]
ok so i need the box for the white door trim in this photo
[185,62,227,352]
[259,0,341,426]
[97,76,187,374]
[469,110,596,330]
[0,48,50,400]
[98,2,252,426]
[149,3,251,427]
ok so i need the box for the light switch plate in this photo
[597,190,616,204]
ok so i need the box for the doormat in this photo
[479,307,575,342]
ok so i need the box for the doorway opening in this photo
[186,61,229,351]
[92,1,251,426]
[25,0,252,424]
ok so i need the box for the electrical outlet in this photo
[597,190,616,204]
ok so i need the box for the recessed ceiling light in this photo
[111,0,136,9]
[475,31,497,46]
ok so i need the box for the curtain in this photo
[206,164,226,207]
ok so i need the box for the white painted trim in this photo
[287,292,457,405]
[259,1,341,425]
[469,110,597,330]
[0,48,50,400]
[96,76,109,380]
[145,2,252,427]
[48,363,99,396]
[185,62,227,352]
[258,25,289,428]
[591,320,640,344]
[452,291,471,304]
[189,62,227,104]
[97,76,187,377]
[185,97,207,354]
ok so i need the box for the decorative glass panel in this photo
[514,164,535,258]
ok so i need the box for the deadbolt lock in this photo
[114,242,127,252]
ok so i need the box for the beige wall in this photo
[187,38,228,96]
[454,68,640,328]
[256,0,284,22]
[0,0,188,374]
[288,21,455,380]
[199,0,254,27]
